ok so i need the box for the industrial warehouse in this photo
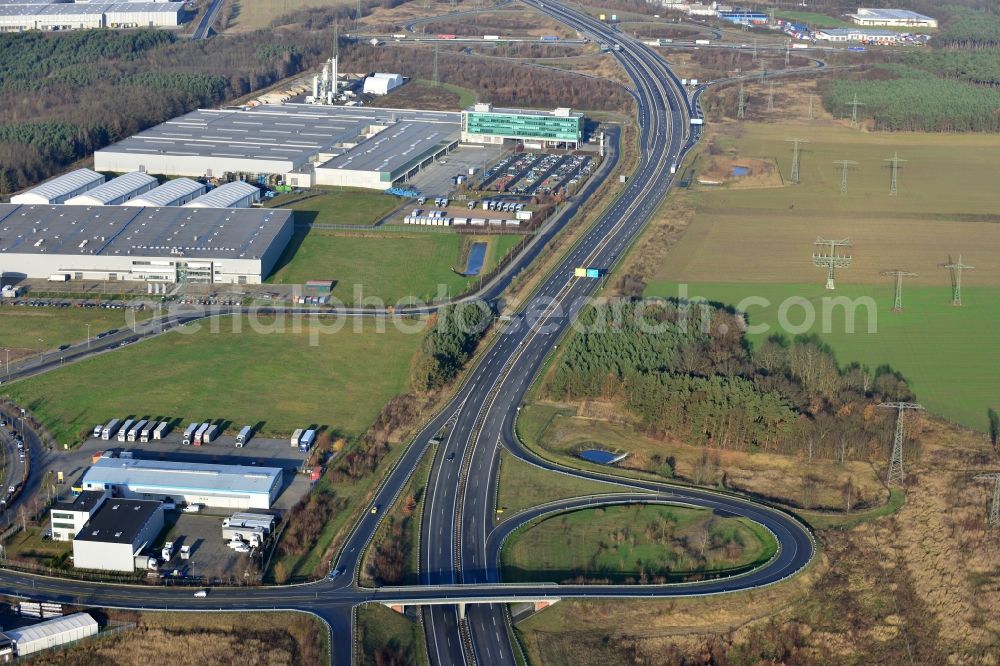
[93,101,587,190]
[0,203,293,284]
[79,457,284,510]
[0,1,185,32]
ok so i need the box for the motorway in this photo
[0,2,814,664]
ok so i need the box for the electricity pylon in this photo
[942,255,974,306]
[833,159,858,195]
[812,237,852,290]
[737,82,745,119]
[846,93,866,128]
[879,402,923,486]
[759,61,767,83]
[785,137,809,184]
[752,38,758,61]
[767,82,775,111]
[883,152,907,195]
[807,94,815,119]
[881,269,916,312]
[974,473,1000,528]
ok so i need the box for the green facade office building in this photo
[461,103,584,147]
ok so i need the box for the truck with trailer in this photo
[193,423,210,445]
[127,420,147,442]
[153,422,170,440]
[140,422,155,443]
[161,541,175,561]
[201,424,218,444]
[291,428,303,448]
[299,429,316,452]
[236,426,253,447]
[224,512,276,533]
[117,419,134,442]
[182,423,199,445]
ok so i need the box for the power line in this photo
[833,159,858,195]
[846,93,866,128]
[878,402,923,486]
[973,473,1000,528]
[785,137,809,184]
[737,81,745,119]
[881,269,917,312]
[812,237,852,290]
[942,254,974,306]
[883,152,907,195]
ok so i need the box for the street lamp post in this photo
[86,324,91,349]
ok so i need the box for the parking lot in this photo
[407,143,504,197]
[481,151,593,195]
[156,511,260,583]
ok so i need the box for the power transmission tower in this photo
[846,93,866,128]
[974,473,1000,528]
[879,402,923,486]
[883,152,907,195]
[942,254,974,306]
[812,237,852,290]
[785,137,808,184]
[768,82,775,111]
[356,0,362,29]
[737,81,745,119]
[433,43,440,85]
[752,38,758,61]
[833,159,858,195]
[881,269,917,311]
[759,61,766,83]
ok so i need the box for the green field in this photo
[229,0,355,30]
[270,190,402,227]
[774,10,855,28]
[357,603,428,666]
[3,316,421,446]
[268,229,521,303]
[0,306,148,358]
[496,449,635,518]
[645,281,1000,431]
[501,504,777,584]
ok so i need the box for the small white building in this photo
[363,73,404,96]
[814,27,900,43]
[121,178,206,207]
[72,499,165,572]
[183,181,261,208]
[49,490,107,542]
[849,8,937,28]
[10,169,104,205]
[3,613,99,657]
[63,172,158,206]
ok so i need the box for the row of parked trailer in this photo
[402,215,522,227]
[95,418,171,443]
[290,428,316,453]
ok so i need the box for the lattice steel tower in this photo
[813,237,852,290]
[974,473,1000,528]
[943,255,974,306]
[879,402,923,486]
[785,137,808,184]
[883,152,907,195]
[881,269,916,312]
[846,93,866,128]
[737,81,746,119]
[833,159,858,195]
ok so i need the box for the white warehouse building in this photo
[0,2,185,33]
[10,168,105,205]
[184,180,261,208]
[0,204,294,284]
[72,498,165,572]
[363,72,404,96]
[849,8,937,28]
[80,457,284,510]
[2,613,99,657]
[64,171,158,206]
[121,178,206,208]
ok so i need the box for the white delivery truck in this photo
[128,420,147,442]
[291,428,304,448]
[140,422,155,443]
[102,419,121,440]
[194,423,210,445]
[299,429,316,451]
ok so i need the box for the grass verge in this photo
[357,603,429,666]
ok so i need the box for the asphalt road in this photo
[0,2,816,664]
[192,0,224,40]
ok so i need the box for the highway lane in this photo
[192,0,224,40]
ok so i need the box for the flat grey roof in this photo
[83,457,281,498]
[74,498,161,544]
[97,104,460,172]
[851,8,935,21]
[465,106,583,119]
[53,490,106,514]
[0,2,183,18]
[318,120,457,176]
[0,203,292,261]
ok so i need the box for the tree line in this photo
[412,302,492,391]
[548,300,909,462]
[936,8,1000,50]
[820,67,1000,132]
[896,50,1000,87]
[0,28,334,194]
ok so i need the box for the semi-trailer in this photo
[117,419,135,442]
[102,419,121,440]
[182,423,199,445]
[139,422,155,443]
[193,423,210,445]
[236,426,253,447]
[202,424,218,444]
[299,429,316,451]
[291,428,303,448]
[127,420,147,442]
[153,422,170,440]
